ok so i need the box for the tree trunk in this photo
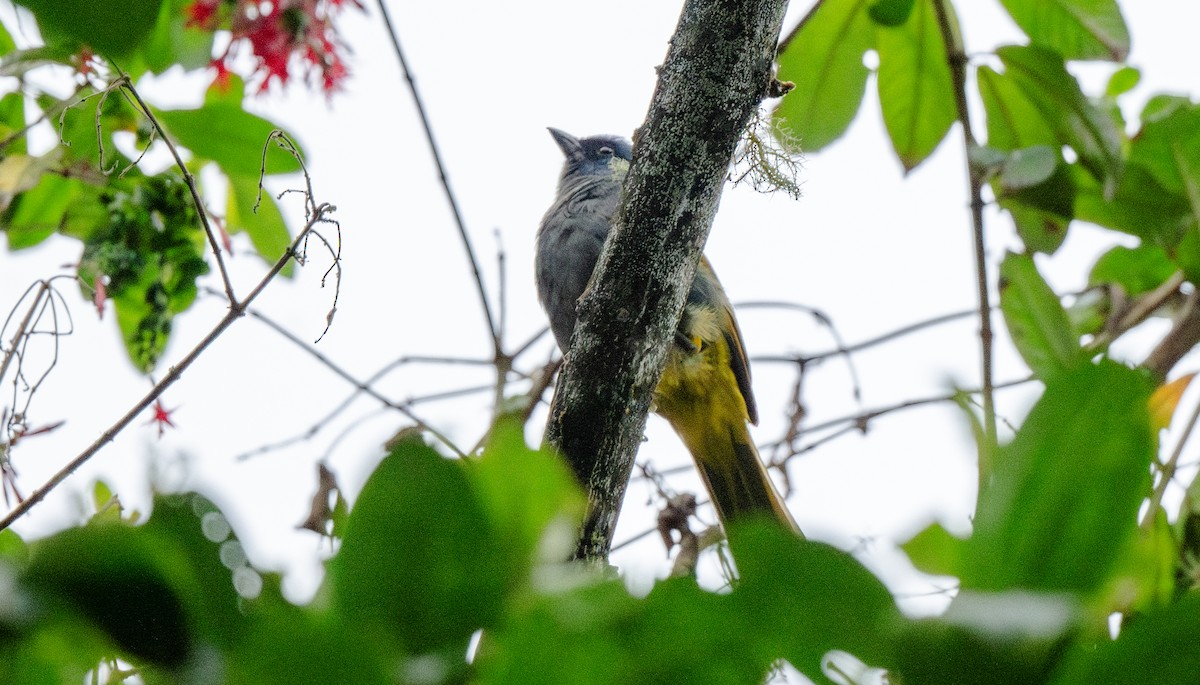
[543,0,791,562]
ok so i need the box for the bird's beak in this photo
[547,127,584,162]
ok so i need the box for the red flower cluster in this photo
[186,0,360,93]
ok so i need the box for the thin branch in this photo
[116,74,238,302]
[0,281,52,398]
[636,376,1035,484]
[1143,387,1200,528]
[232,300,466,458]
[375,0,498,346]
[933,1,998,466]
[788,376,1031,442]
[737,300,862,401]
[778,306,981,365]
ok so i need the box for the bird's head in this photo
[547,127,632,181]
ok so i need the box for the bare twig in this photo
[757,306,983,366]
[933,2,998,468]
[738,300,863,402]
[1,277,76,442]
[0,194,335,532]
[1143,389,1200,528]
[237,304,467,457]
[116,74,238,301]
[1142,282,1200,379]
[375,0,497,346]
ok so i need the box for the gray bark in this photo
[543,0,791,562]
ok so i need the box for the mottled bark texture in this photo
[543,0,790,562]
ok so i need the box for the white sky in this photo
[2,0,1199,643]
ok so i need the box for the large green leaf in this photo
[21,524,193,669]
[328,437,506,654]
[999,252,1083,379]
[997,44,1123,185]
[467,420,585,585]
[228,610,390,685]
[139,494,251,650]
[156,104,305,177]
[895,592,1079,685]
[999,0,1129,61]
[874,0,956,171]
[730,522,902,680]
[13,0,165,58]
[773,0,875,152]
[964,360,1155,593]
[474,576,639,685]
[1050,594,1200,684]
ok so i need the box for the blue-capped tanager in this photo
[536,128,800,534]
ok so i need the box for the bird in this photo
[536,127,800,535]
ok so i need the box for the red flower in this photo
[147,399,177,438]
[186,0,221,29]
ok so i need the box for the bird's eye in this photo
[597,146,613,157]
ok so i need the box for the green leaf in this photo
[1050,594,1200,684]
[1074,164,1192,246]
[329,437,506,654]
[999,252,1083,378]
[226,172,293,272]
[997,44,1123,185]
[13,0,165,59]
[1168,222,1200,284]
[901,522,966,577]
[964,361,1155,593]
[978,64,1058,151]
[142,0,215,74]
[21,524,192,668]
[1,174,82,250]
[1127,101,1200,202]
[474,576,638,685]
[139,494,252,650]
[156,104,304,177]
[78,174,209,371]
[1105,65,1140,98]
[773,0,875,152]
[1006,203,1070,255]
[0,528,27,566]
[998,145,1058,192]
[730,522,902,680]
[875,0,956,171]
[467,419,585,582]
[0,92,26,154]
[867,0,914,26]
[1088,244,1176,295]
[998,0,1129,61]
[0,17,14,55]
[995,149,1076,254]
[228,611,390,685]
[896,591,1079,685]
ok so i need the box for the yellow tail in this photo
[653,309,801,535]
[691,424,800,533]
